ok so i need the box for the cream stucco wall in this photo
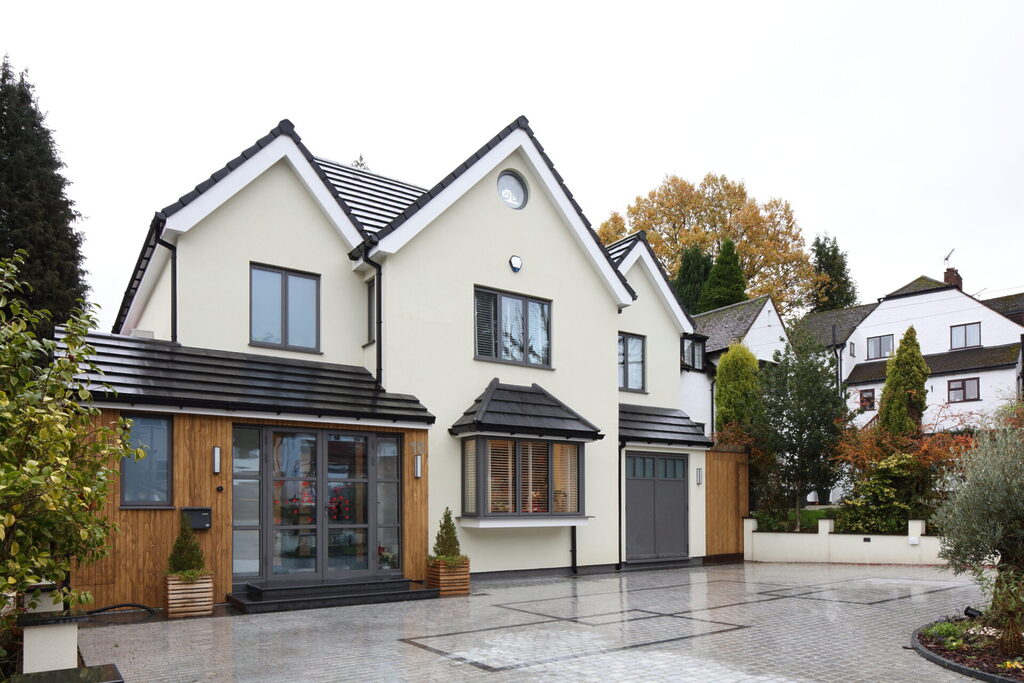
[134,259,172,339]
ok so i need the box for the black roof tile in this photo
[449,378,602,440]
[619,403,711,446]
[602,231,697,326]
[845,342,1020,385]
[694,296,772,354]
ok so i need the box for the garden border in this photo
[910,623,1019,683]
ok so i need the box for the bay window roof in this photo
[449,378,603,441]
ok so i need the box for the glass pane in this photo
[966,380,979,400]
[232,479,260,526]
[683,338,693,366]
[521,442,549,514]
[232,427,260,475]
[868,337,879,358]
[326,482,367,524]
[123,416,171,505]
[377,483,400,525]
[618,335,626,388]
[475,290,498,358]
[527,300,550,365]
[500,296,525,362]
[552,443,579,513]
[657,458,667,479]
[627,336,643,390]
[949,383,964,402]
[232,530,260,577]
[644,458,655,479]
[377,527,401,570]
[327,529,368,572]
[694,342,704,370]
[626,456,635,479]
[251,268,282,344]
[273,480,316,525]
[882,336,893,356]
[272,529,316,575]
[487,439,515,513]
[326,435,366,479]
[376,437,399,480]
[463,440,477,515]
[273,432,316,477]
[967,324,981,347]
[951,325,966,349]
[287,273,318,349]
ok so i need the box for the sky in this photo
[3,1,1023,330]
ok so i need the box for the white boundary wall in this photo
[743,518,943,565]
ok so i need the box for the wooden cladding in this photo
[72,411,429,610]
[704,447,749,557]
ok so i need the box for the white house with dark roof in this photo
[802,269,1024,429]
[693,295,789,367]
[76,117,731,613]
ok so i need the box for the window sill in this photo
[249,342,323,355]
[950,345,982,351]
[120,505,176,511]
[473,355,554,371]
[457,516,591,528]
[619,387,648,395]
[948,399,982,404]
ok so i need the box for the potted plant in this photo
[426,507,470,596]
[165,511,213,618]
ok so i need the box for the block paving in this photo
[79,563,981,681]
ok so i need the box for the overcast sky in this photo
[4,1,1023,330]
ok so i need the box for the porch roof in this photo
[449,378,603,440]
[618,403,712,447]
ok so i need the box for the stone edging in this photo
[911,624,1018,683]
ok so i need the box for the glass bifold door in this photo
[232,427,401,583]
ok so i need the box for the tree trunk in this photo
[794,491,802,532]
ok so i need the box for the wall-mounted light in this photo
[212,446,221,475]
[696,467,703,485]
[414,454,423,479]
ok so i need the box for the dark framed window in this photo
[122,414,173,507]
[366,279,376,344]
[849,341,856,357]
[474,287,551,367]
[618,333,645,391]
[950,322,981,350]
[867,334,894,360]
[682,334,706,371]
[948,378,980,403]
[859,389,876,411]
[232,426,262,578]
[461,437,583,517]
[250,263,320,352]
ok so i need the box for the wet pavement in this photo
[79,562,980,681]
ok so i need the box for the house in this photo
[71,117,738,612]
[801,269,1024,429]
[692,295,789,367]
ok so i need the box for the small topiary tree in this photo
[429,507,466,566]
[167,511,206,581]
[878,326,929,437]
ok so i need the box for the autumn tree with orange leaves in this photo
[598,174,824,316]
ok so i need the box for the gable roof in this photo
[449,378,602,440]
[605,232,643,266]
[845,342,1021,385]
[693,296,771,354]
[984,292,1024,317]
[60,329,434,424]
[607,231,695,332]
[798,303,879,348]
[884,276,953,300]
[619,403,711,447]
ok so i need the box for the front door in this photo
[264,429,402,582]
[625,452,688,561]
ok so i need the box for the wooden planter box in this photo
[426,558,470,596]
[165,575,213,618]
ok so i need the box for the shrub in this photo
[167,511,206,581]
[834,453,931,534]
[429,507,466,567]
[878,326,930,436]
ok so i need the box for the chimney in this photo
[944,267,962,290]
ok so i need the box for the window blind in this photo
[463,440,477,514]
[552,443,579,513]
[487,439,515,513]
[475,290,498,358]
[520,441,549,514]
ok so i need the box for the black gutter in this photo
[156,238,177,343]
[570,527,578,575]
[616,442,623,570]
[349,236,384,387]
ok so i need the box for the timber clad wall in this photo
[75,410,428,610]
[704,447,749,557]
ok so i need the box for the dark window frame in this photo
[849,341,856,358]
[681,333,707,372]
[231,425,263,580]
[365,278,376,346]
[859,389,876,411]
[866,334,894,360]
[461,436,585,518]
[948,377,981,403]
[249,262,321,353]
[618,332,646,393]
[950,322,982,350]
[120,413,174,509]
[473,286,553,369]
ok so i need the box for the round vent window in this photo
[497,171,527,210]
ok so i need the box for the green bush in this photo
[428,507,466,567]
[921,620,968,639]
[754,508,833,533]
[834,453,931,534]
[167,511,206,580]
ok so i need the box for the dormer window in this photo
[682,334,706,371]
[951,322,981,350]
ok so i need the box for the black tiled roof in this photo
[884,276,953,299]
[984,292,1024,316]
[845,342,1021,385]
[449,378,602,440]
[619,404,711,446]
[605,232,643,266]
[798,303,878,347]
[60,330,434,424]
[312,157,425,235]
[602,231,697,326]
[694,296,770,354]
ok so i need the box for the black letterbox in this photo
[181,507,212,530]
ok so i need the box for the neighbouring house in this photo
[692,295,788,367]
[69,117,741,613]
[801,268,1024,430]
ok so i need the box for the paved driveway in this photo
[80,563,980,682]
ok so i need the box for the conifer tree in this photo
[697,239,746,312]
[715,342,764,431]
[672,244,712,313]
[0,57,87,329]
[810,235,858,311]
[878,326,930,436]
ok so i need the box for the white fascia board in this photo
[162,136,363,250]
[618,245,693,334]
[89,402,432,431]
[120,244,172,334]
[374,129,634,307]
[457,516,591,528]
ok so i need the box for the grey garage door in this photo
[625,453,688,561]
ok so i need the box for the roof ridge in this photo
[313,155,427,193]
[693,294,768,318]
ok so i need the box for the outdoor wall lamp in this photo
[696,467,703,485]
[414,454,423,479]
[212,446,221,475]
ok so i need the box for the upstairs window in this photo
[866,334,893,360]
[618,333,645,391]
[682,335,706,371]
[474,288,551,367]
[948,378,980,403]
[849,341,856,357]
[250,264,320,351]
[859,389,876,411]
[950,322,981,350]
[462,437,582,517]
